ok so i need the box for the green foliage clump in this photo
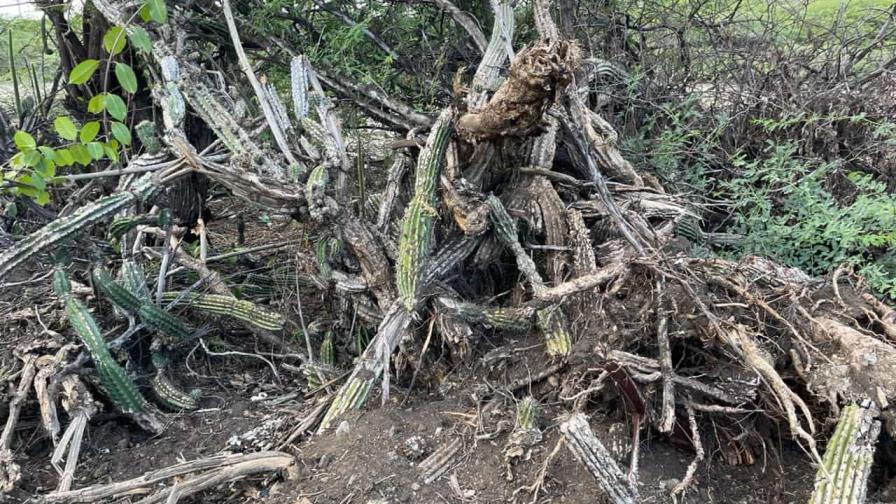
[723,142,896,298]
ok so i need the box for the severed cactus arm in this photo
[396,109,454,311]
[536,306,571,357]
[319,304,411,431]
[437,297,535,332]
[487,195,546,295]
[0,173,158,282]
[810,402,880,504]
[92,267,192,343]
[160,292,284,332]
[54,270,147,416]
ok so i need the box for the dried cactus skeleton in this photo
[0,0,893,501]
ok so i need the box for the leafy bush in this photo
[723,142,896,298]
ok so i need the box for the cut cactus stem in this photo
[810,402,880,504]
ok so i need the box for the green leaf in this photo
[20,172,45,191]
[80,121,101,143]
[36,158,56,179]
[22,150,40,167]
[70,144,92,166]
[69,59,100,85]
[145,0,168,23]
[38,146,57,161]
[35,190,50,206]
[9,152,23,167]
[103,143,120,164]
[138,4,153,22]
[56,148,74,167]
[103,27,127,55]
[88,94,106,114]
[14,130,36,151]
[128,26,152,54]
[86,142,105,160]
[110,122,132,145]
[54,116,78,141]
[105,94,127,121]
[115,63,138,94]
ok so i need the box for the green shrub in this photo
[723,142,896,298]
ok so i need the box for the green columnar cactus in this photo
[160,292,284,331]
[396,109,453,311]
[55,269,146,414]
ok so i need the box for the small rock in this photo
[411,482,421,491]
[335,420,351,438]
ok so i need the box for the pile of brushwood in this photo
[0,0,894,502]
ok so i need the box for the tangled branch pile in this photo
[0,0,895,502]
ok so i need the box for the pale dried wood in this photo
[560,413,637,504]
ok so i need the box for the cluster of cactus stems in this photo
[0,173,159,282]
[536,307,572,356]
[159,292,284,331]
[92,266,192,342]
[810,403,880,504]
[54,269,146,414]
[396,109,454,311]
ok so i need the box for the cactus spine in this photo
[160,292,284,331]
[56,269,146,414]
[396,109,453,311]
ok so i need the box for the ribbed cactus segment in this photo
[810,403,880,504]
[137,303,192,341]
[58,275,145,414]
[92,266,143,313]
[396,110,453,311]
[119,259,151,302]
[487,195,520,245]
[160,292,284,331]
[135,120,162,155]
[0,189,142,281]
[320,331,335,366]
[93,266,192,340]
[467,0,515,107]
[452,301,534,332]
[53,268,71,297]
[0,173,158,281]
[537,307,571,357]
[517,396,538,431]
[151,371,199,411]
[291,55,310,121]
[305,164,329,220]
